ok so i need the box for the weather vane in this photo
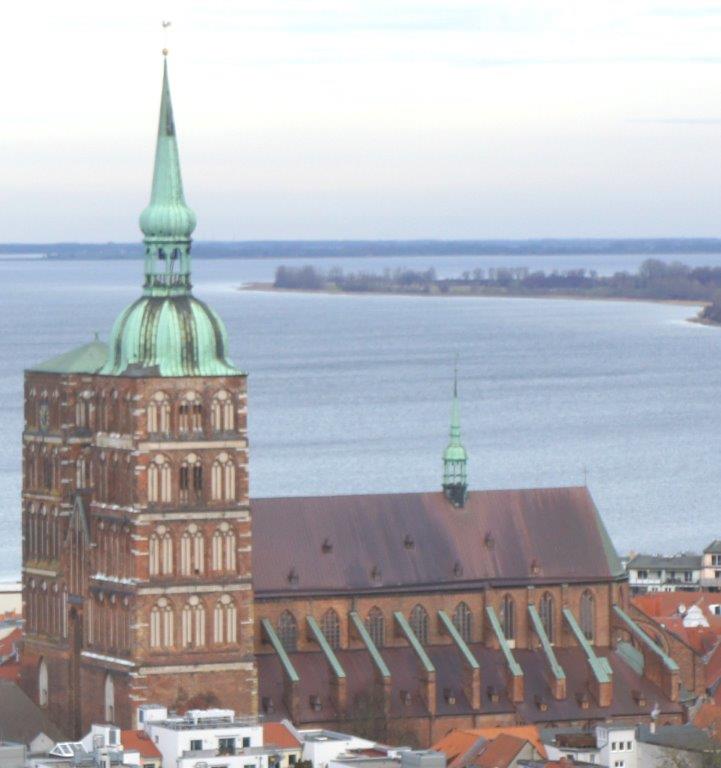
[162,20,171,56]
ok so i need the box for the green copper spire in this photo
[442,361,468,507]
[139,54,197,297]
[101,55,241,378]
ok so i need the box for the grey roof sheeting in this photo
[705,540,721,554]
[0,680,66,747]
[251,487,623,597]
[627,554,702,570]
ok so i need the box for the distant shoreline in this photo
[239,281,709,311]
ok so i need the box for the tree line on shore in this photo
[273,260,721,314]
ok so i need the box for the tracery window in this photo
[213,595,237,644]
[539,592,554,643]
[580,590,595,642]
[211,390,235,432]
[147,391,171,435]
[150,526,173,576]
[321,608,341,649]
[366,607,385,648]
[278,610,298,652]
[148,455,172,503]
[150,598,174,648]
[104,674,115,722]
[211,452,236,501]
[181,596,205,647]
[211,523,236,572]
[453,601,473,643]
[179,391,203,434]
[180,525,204,576]
[179,453,202,503]
[410,604,429,645]
[501,594,515,641]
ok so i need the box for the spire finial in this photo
[162,20,171,57]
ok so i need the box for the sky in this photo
[2,1,721,241]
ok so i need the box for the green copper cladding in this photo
[443,362,468,507]
[101,56,241,378]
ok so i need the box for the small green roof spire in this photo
[443,357,468,507]
[138,53,197,297]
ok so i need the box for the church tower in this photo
[20,53,256,734]
[442,366,468,507]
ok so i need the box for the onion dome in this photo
[100,54,241,378]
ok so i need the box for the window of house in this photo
[626,742,632,751]
[218,738,236,755]
[637,569,648,579]
[685,571,693,581]
[618,743,624,751]
[190,740,202,751]
[242,737,251,748]
[612,743,617,751]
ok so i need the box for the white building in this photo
[139,707,300,768]
[626,554,701,594]
[541,724,637,768]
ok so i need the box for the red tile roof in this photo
[121,730,162,759]
[475,734,529,768]
[252,487,622,596]
[263,722,301,749]
[434,727,544,768]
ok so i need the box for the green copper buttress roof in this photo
[31,337,108,374]
[100,54,242,378]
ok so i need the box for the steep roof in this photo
[474,735,529,768]
[705,541,721,554]
[263,722,301,749]
[251,487,623,596]
[0,680,66,746]
[121,730,162,759]
[29,339,107,374]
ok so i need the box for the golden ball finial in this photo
[162,47,168,56]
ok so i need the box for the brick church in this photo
[21,56,685,744]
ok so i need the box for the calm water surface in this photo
[0,254,719,579]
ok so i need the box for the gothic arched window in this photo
[38,658,48,707]
[540,592,554,643]
[410,604,429,645]
[278,610,298,652]
[214,595,237,644]
[181,597,206,647]
[148,455,172,503]
[580,590,595,642]
[104,674,115,722]
[211,453,236,502]
[211,390,235,433]
[180,525,204,576]
[321,608,341,649]
[179,453,202,504]
[147,391,171,435]
[501,594,515,641]
[179,391,202,435]
[150,598,174,648]
[366,607,385,648]
[453,601,473,643]
[211,523,236,572]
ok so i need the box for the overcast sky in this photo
[2,1,721,241]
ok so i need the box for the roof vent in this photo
[576,691,591,710]
[404,534,415,550]
[262,697,275,714]
[453,561,464,577]
[485,532,495,549]
[309,694,322,712]
[321,538,333,554]
[487,685,499,704]
[400,690,412,706]
[444,688,456,705]
[632,689,647,707]
[371,565,382,582]
[534,694,548,712]
[287,567,299,585]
